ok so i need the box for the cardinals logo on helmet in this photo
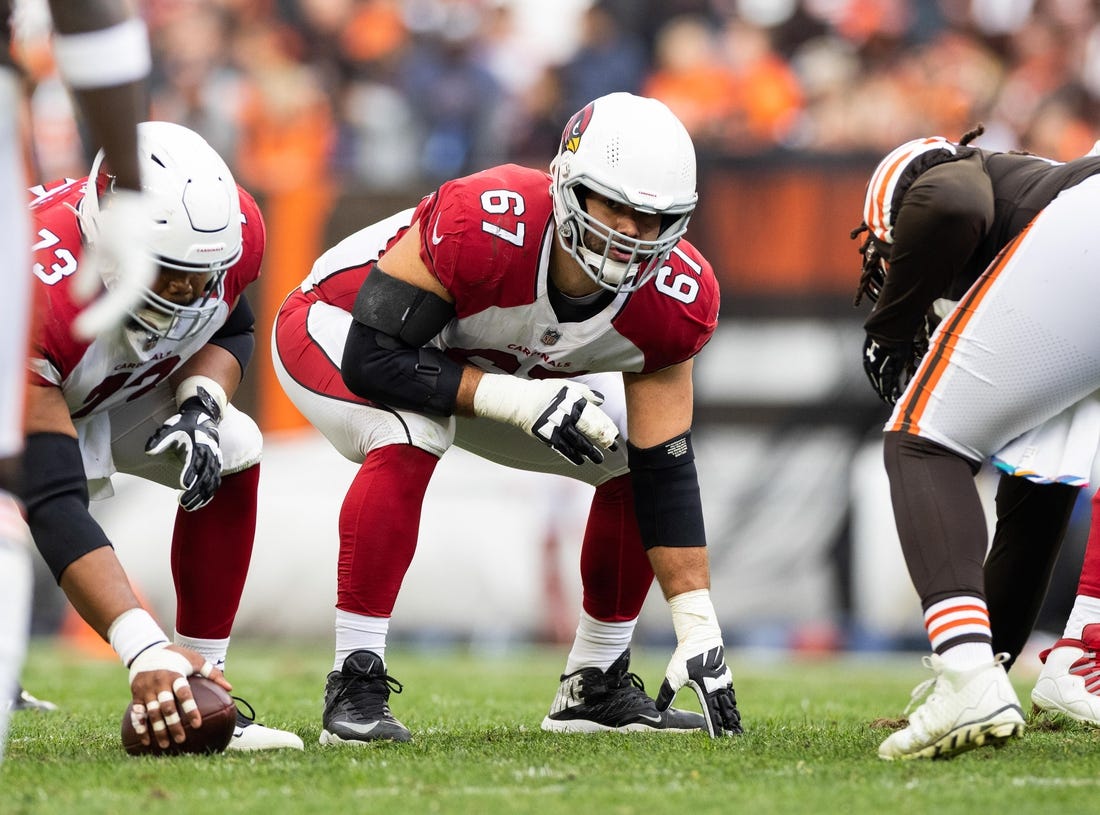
[561,103,594,154]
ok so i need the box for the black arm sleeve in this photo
[865,156,994,346]
[627,431,706,550]
[352,264,456,347]
[342,264,463,416]
[208,293,256,375]
[21,432,113,582]
[342,321,464,416]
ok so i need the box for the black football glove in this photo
[862,335,914,406]
[656,644,743,738]
[145,387,223,511]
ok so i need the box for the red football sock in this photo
[580,474,654,622]
[1077,489,1100,599]
[337,444,438,617]
[174,465,259,639]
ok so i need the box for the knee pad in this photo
[218,405,263,474]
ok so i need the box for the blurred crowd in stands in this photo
[19,0,1100,198]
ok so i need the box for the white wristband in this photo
[668,588,721,645]
[52,19,152,89]
[107,608,169,668]
[176,376,228,415]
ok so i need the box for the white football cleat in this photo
[1031,623,1100,726]
[878,652,1024,760]
[226,699,303,751]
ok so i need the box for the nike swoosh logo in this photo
[431,216,444,245]
[636,713,663,724]
[335,721,381,735]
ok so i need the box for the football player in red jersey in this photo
[20,121,302,753]
[2,0,155,761]
[274,92,742,742]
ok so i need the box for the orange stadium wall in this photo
[690,153,878,304]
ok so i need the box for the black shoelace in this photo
[339,672,404,715]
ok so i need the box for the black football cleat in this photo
[541,648,706,733]
[320,650,411,744]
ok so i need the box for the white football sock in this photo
[175,634,229,673]
[334,609,390,670]
[939,641,996,672]
[1062,594,1100,641]
[564,611,636,674]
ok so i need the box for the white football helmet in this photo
[549,93,697,293]
[79,121,243,342]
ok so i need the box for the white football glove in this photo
[473,374,619,465]
[655,589,742,737]
[72,189,156,340]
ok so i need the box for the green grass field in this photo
[3,639,1099,815]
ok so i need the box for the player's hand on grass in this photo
[655,589,742,737]
[656,643,741,737]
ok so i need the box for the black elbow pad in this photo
[342,320,463,416]
[209,294,257,374]
[352,264,455,347]
[342,263,462,416]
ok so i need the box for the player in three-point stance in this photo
[273,92,742,743]
[2,0,159,760]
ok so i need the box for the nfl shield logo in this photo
[541,327,562,346]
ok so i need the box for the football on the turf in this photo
[121,675,236,756]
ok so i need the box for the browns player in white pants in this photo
[875,174,1100,759]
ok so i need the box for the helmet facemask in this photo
[128,258,235,343]
[850,224,888,307]
[554,178,692,292]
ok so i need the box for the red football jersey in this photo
[298,164,718,380]
[27,177,264,420]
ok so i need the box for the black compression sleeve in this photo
[627,431,706,550]
[22,432,113,582]
[352,264,455,347]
